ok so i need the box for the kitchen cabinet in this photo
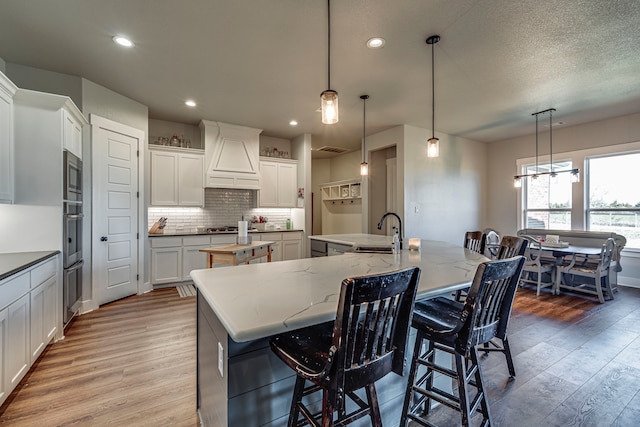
[150,235,237,286]
[0,253,59,407]
[13,89,88,206]
[255,231,303,262]
[259,158,297,208]
[0,71,17,204]
[63,108,83,159]
[200,120,262,189]
[150,146,204,207]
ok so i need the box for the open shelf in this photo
[321,179,361,201]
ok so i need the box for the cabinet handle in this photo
[100,236,108,242]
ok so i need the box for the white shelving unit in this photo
[321,179,361,202]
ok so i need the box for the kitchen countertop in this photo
[191,239,488,342]
[308,233,393,248]
[0,250,60,281]
[148,229,303,237]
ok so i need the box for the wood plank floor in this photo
[2,285,640,426]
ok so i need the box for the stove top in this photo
[206,226,238,233]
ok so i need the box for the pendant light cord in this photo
[535,114,539,174]
[549,109,553,173]
[362,97,366,162]
[327,0,331,89]
[431,40,435,139]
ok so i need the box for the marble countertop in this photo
[0,251,60,281]
[149,229,303,237]
[308,233,393,248]
[191,240,488,342]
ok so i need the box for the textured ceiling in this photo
[1,0,639,158]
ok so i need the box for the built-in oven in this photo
[63,150,82,203]
[63,202,83,268]
[63,260,83,325]
[63,149,83,328]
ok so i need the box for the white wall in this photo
[0,204,61,253]
[6,63,83,110]
[487,111,640,286]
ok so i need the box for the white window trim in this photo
[516,140,640,253]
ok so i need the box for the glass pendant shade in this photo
[513,176,522,188]
[321,90,339,124]
[427,137,440,158]
[570,169,580,183]
[360,162,369,176]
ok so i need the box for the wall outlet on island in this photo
[218,342,224,377]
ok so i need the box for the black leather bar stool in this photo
[400,256,525,427]
[270,267,421,427]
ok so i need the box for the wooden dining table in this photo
[199,240,276,267]
[534,243,603,294]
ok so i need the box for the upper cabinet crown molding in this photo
[200,120,262,190]
[13,89,87,126]
[0,71,18,97]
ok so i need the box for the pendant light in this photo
[513,108,580,187]
[321,0,338,124]
[426,35,440,158]
[360,95,369,176]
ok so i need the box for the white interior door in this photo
[92,115,143,305]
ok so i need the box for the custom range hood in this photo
[200,120,262,189]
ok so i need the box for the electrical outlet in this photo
[218,342,224,377]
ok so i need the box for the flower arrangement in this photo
[251,215,268,231]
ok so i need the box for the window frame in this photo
[516,140,640,252]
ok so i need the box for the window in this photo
[587,152,640,248]
[522,161,573,229]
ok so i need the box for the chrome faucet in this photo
[377,212,403,250]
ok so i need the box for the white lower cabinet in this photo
[255,231,303,262]
[150,235,237,286]
[0,255,59,407]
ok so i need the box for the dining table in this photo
[534,243,603,294]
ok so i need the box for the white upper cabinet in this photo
[150,146,204,207]
[13,89,88,206]
[0,71,18,204]
[200,120,262,189]
[259,158,297,208]
[63,108,83,159]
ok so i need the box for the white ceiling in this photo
[1,0,639,158]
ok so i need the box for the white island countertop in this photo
[191,240,488,343]
[308,233,393,248]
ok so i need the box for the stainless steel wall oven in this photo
[63,150,83,327]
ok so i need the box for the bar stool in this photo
[456,231,487,301]
[270,267,421,426]
[400,256,525,427]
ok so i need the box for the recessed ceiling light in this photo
[112,35,134,47]
[289,120,298,126]
[366,37,385,49]
[185,100,197,107]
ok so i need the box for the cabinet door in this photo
[258,161,278,207]
[282,239,302,261]
[151,247,182,284]
[183,245,209,281]
[178,153,204,206]
[0,84,13,204]
[30,280,46,362]
[63,109,83,159]
[277,163,297,207]
[7,293,30,390]
[0,308,7,405]
[43,275,58,342]
[150,150,178,206]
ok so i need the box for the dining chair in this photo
[483,228,501,259]
[556,238,615,303]
[476,235,528,378]
[270,267,421,427]
[520,235,556,296]
[400,256,526,427]
[456,231,487,301]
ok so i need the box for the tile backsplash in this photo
[148,188,293,233]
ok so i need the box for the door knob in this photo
[100,236,108,242]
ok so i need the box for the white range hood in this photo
[200,120,262,189]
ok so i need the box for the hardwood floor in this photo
[2,285,640,426]
[0,288,199,426]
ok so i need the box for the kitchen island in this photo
[191,240,488,426]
